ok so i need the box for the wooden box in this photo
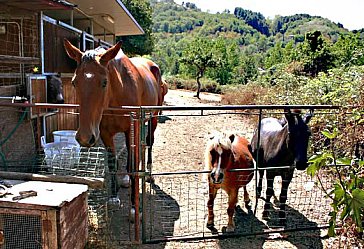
[0,181,88,249]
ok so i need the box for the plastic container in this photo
[53,130,78,145]
[41,136,80,169]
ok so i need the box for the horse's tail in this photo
[150,64,169,114]
[150,65,162,85]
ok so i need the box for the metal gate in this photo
[0,103,346,247]
[105,105,341,245]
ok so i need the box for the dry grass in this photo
[221,84,268,105]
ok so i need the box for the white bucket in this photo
[41,136,80,169]
[53,130,78,145]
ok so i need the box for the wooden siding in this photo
[43,22,78,73]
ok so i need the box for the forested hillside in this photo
[149,0,364,87]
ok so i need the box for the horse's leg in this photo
[145,116,158,183]
[124,131,137,223]
[243,186,251,209]
[146,116,158,166]
[225,188,238,233]
[262,171,274,219]
[279,169,294,226]
[207,184,218,229]
[257,169,264,198]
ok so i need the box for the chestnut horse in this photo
[205,132,254,233]
[251,109,313,225]
[63,40,164,215]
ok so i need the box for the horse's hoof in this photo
[206,222,215,229]
[107,197,120,206]
[118,175,130,188]
[262,210,270,219]
[207,223,218,234]
[128,208,142,223]
[222,226,235,233]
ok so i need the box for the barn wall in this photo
[0,7,39,92]
[0,7,39,171]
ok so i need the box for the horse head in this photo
[63,39,122,147]
[47,73,64,104]
[285,109,313,170]
[205,132,235,184]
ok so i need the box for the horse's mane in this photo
[204,132,233,172]
[81,46,125,63]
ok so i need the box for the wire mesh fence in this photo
[0,104,359,247]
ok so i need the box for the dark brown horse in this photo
[205,132,254,233]
[47,73,64,104]
[251,109,313,225]
[63,40,164,217]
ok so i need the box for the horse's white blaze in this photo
[85,72,94,79]
[213,145,223,182]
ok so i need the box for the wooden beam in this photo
[0,55,39,64]
[0,171,105,189]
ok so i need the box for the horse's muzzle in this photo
[76,132,97,147]
[295,161,308,170]
[210,172,224,184]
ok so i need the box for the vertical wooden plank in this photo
[58,192,88,249]
[0,213,3,249]
[41,210,58,249]
[57,76,78,130]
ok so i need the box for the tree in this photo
[180,38,219,98]
[332,33,364,67]
[294,30,335,76]
[118,0,154,56]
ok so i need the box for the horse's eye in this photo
[102,79,107,88]
[71,80,76,87]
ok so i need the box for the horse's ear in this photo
[248,143,253,156]
[304,109,314,124]
[64,39,82,64]
[229,134,235,143]
[284,109,294,123]
[100,41,122,66]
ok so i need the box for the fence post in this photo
[254,109,263,216]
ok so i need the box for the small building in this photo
[0,0,143,171]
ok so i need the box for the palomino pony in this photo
[205,132,254,233]
[63,40,164,215]
[251,109,313,225]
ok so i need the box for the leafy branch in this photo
[307,128,364,238]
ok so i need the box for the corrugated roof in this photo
[0,0,75,10]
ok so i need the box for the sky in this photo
[174,0,364,31]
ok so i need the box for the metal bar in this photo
[40,12,45,74]
[0,102,341,111]
[133,112,141,243]
[140,109,147,243]
[106,104,341,112]
[145,165,302,176]
[58,20,83,34]
[254,109,263,216]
